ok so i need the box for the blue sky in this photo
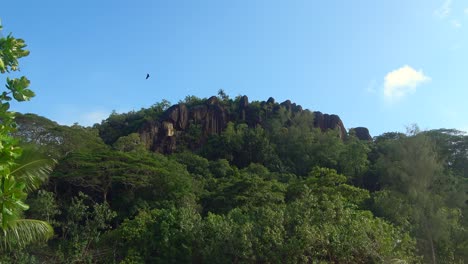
[1,0,467,136]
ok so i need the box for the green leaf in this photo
[10,150,56,192]
[0,219,53,250]
[0,92,12,101]
[2,207,13,216]
[0,102,10,112]
[6,76,33,101]
[14,199,29,211]
[0,58,5,73]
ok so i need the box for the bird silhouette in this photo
[146,73,150,79]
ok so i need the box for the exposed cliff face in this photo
[349,127,372,141]
[238,95,249,121]
[163,104,189,130]
[313,111,346,139]
[139,96,228,152]
[139,120,159,150]
[138,95,370,153]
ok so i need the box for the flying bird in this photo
[146,73,150,79]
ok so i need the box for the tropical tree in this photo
[0,148,55,250]
[0,19,54,250]
[372,132,466,263]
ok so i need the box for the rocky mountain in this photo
[137,95,371,153]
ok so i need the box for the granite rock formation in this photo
[349,127,372,141]
[138,95,369,153]
[313,111,346,139]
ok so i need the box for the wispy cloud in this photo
[434,0,464,28]
[54,105,111,126]
[383,65,431,101]
[434,0,452,18]
[451,19,462,28]
[80,111,110,126]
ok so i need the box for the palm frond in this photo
[10,149,56,192]
[0,219,53,251]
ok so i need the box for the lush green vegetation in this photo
[2,106,465,263]
[1,21,467,264]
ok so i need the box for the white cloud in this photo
[53,104,115,127]
[451,19,462,28]
[79,111,110,126]
[434,0,452,18]
[383,65,431,100]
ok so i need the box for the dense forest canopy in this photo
[1,92,466,263]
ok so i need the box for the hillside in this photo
[6,93,467,263]
[97,94,371,155]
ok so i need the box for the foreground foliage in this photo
[0,20,54,253]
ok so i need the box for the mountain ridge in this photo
[135,95,372,153]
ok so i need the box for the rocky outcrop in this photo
[189,96,227,135]
[280,100,303,113]
[139,121,159,150]
[238,95,249,121]
[203,96,227,135]
[138,95,368,153]
[139,96,229,153]
[313,111,346,139]
[163,104,189,130]
[350,127,372,141]
[280,100,292,111]
[138,120,176,153]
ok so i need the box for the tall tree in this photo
[0,20,54,250]
[373,133,465,263]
